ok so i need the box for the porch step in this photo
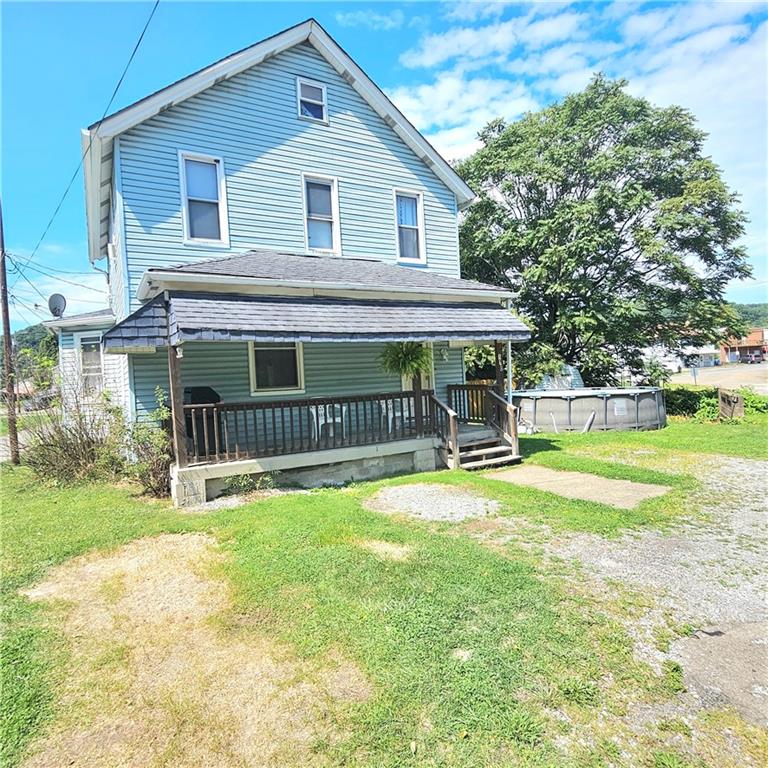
[457,436,501,451]
[460,451,522,470]
[459,443,517,460]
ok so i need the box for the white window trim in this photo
[178,150,230,247]
[296,76,328,124]
[73,331,104,395]
[393,188,427,265]
[247,341,306,396]
[301,172,342,255]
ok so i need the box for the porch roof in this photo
[103,292,530,350]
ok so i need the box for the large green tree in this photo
[458,75,751,385]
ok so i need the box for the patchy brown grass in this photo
[20,534,370,768]
[355,539,412,561]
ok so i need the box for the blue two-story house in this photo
[47,19,529,504]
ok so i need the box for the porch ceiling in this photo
[103,292,530,351]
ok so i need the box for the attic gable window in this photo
[178,151,229,246]
[296,77,327,123]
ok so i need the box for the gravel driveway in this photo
[552,455,767,627]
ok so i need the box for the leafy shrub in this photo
[693,395,720,422]
[739,387,768,413]
[666,385,768,419]
[125,388,173,497]
[223,471,279,496]
[24,392,126,484]
[663,386,718,416]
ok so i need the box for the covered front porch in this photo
[103,291,529,504]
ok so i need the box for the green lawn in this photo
[2,415,766,767]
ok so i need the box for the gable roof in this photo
[137,249,513,301]
[82,18,476,263]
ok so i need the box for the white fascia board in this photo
[136,270,513,302]
[83,129,104,263]
[91,22,314,140]
[43,313,114,332]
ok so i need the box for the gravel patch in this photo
[367,483,500,522]
[549,456,768,627]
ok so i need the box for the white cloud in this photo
[400,10,587,68]
[622,1,757,44]
[335,9,405,31]
[445,0,574,23]
[389,71,538,160]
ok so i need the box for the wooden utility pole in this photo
[0,199,20,464]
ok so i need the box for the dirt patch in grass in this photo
[356,539,412,561]
[366,483,500,521]
[20,533,370,768]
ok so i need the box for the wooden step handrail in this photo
[484,389,519,456]
[428,393,460,469]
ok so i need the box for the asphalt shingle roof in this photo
[104,292,529,349]
[158,250,509,295]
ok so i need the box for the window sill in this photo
[298,114,329,126]
[397,258,428,267]
[306,248,340,257]
[250,388,306,397]
[182,238,231,249]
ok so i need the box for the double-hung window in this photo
[296,77,327,122]
[248,342,304,395]
[179,151,229,245]
[394,191,426,263]
[303,174,340,253]
[77,333,104,396]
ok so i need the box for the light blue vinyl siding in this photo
[118,42,460,314]
[60,332,75,350]
[432,343,465,401]
[131,341,465,420]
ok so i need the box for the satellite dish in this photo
[48,293,67,318]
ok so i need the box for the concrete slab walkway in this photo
[489,464,671,509]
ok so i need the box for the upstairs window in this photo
[394,191,426,263]
[303,174,340,253]
[179,151,229,245]
[296,77,327,122]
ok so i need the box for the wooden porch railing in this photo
[484,389,519,456]
[428,393,460,469]
[181,390,433,465]
[447,383,494,423]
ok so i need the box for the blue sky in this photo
[2,1,766,330]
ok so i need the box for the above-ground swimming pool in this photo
[510,387,666,433]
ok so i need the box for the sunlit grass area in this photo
[2,413,766,767]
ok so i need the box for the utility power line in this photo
[10,0,161,284]
[7,253,108,295]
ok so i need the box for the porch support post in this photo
[494,341,504,394]
[505,299,514,402]
[167,344,188,468]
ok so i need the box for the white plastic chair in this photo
[310,404,347,443]
[378,398,407,434]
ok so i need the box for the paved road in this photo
[670,361,768,394]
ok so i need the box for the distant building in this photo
[720,328,768,363]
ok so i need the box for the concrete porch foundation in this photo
[170,437,439,506]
